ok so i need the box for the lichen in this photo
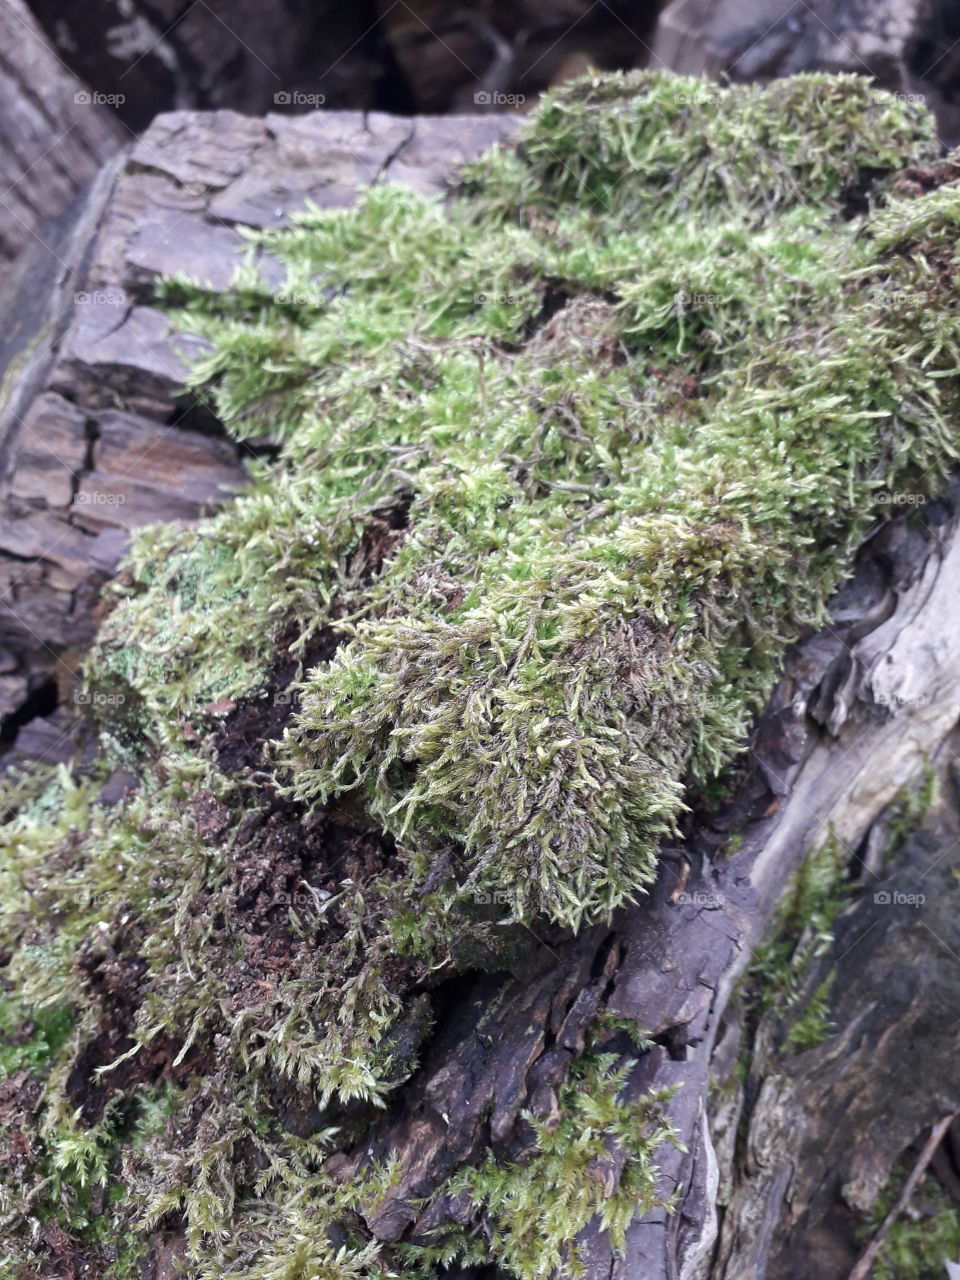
[1,69,959,1275]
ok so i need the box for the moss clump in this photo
[396,1055,680,1279]
[129,71,955,928]
[862,1170,960,1280]
[1,69,960,1277]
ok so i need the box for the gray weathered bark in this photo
[0,0,124,288]
[327,488,960,1279]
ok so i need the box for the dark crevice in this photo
[68,416,100,506]
[520,281,573,342]
[0,676,60,748]
[166,393,231,438]
[652,1023,690,1062]
[235,436,282,464]
[589,930,619,985]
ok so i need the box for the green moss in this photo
[111,72,958,929]
[862,1171,960,1280]
[397,1055,681,1280]
[883,767,938,865]
[782,973,835,1053]
[749,829,849,1042]
[461,71,934,224]
[1,69,960,1276]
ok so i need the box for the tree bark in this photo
[320,485,960,1279]
[0,0,124,288]
[3,102,960,1280]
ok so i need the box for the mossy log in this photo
[3,77,960,1280]
[318,490,960,1279]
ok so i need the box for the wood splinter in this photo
[847,1113,957,1280]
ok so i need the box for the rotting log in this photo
[316,485,960,1279]
[2,96,960,1280]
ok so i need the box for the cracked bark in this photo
[3,105,960,1279]
[325,486,960,1280]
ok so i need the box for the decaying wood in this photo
[313,485,960,1279]
[4,100,960,1280]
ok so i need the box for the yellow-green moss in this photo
[1,69,959,1277]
